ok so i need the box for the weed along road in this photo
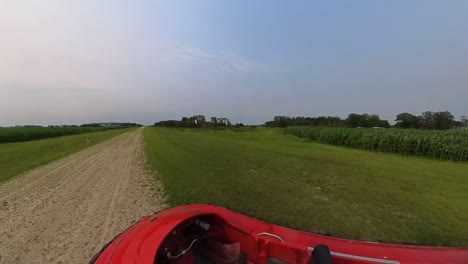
[0,129,166,264]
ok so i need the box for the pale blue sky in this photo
[1,0,467,125]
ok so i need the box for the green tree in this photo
[180,117,189,127]
[210,117,218,127]
[368,114,382,127]
[433,111,454,130]
[420,111,435,129]
[345,113,389,128]
[377,119,391,128]
[395,113,422,129]
[345,113,369,127]
[216,117,231,127]
[273,116,291,127]
[190,115,206,127]
[461,116,468,128]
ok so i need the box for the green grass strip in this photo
[144,127,468,246]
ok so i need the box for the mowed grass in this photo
[0,128,134,182]
[144,127,468,246]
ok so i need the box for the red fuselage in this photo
[91,204,468,264]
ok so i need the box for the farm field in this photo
[0,128,133,182]
[0,126,120,144]
[144,127,468,246]
[285,126,468,161]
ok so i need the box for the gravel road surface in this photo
[0,129,166,264]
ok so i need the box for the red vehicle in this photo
[90,204,468,264]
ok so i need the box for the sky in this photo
[1,0,467,126]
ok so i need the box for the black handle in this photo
[309,244,333,264]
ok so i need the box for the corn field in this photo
[0,127,118,144]
[284,127,468,162]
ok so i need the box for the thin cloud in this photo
[155,43,265,73]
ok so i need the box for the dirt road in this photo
[0,129,166,264]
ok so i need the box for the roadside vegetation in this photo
[265,111,467,130]
[0,123,141,144]
[285,127,468,161]
[154,115,243,128]
[144,127,468,246]
[0,128,133,182]
[0,127,110,144]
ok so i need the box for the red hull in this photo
[91,204,468,264]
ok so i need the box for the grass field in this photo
[0,128,133,182]
[144,127,468,246]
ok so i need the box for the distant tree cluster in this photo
[153,111,465,130]
[265,116,344,128]
[81,123,103,127]
[345,113,390,128]
[80,122,142,127]
[395,111,456,130]
[265,111,464,130]
[15,125,43,128]
[265,114,390,128]
[153,120,182,127]
[154,115,234,128]
[460,116,468,129]
[48,125,79,128]
[117,122,143,127]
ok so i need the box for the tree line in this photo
[80,122,143,127]
[4,123,143,128]
[265,111,467,130]
[154,115,244,128]
[395,111,466,130]
[265,114,390,128]
[154,111,467,130]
